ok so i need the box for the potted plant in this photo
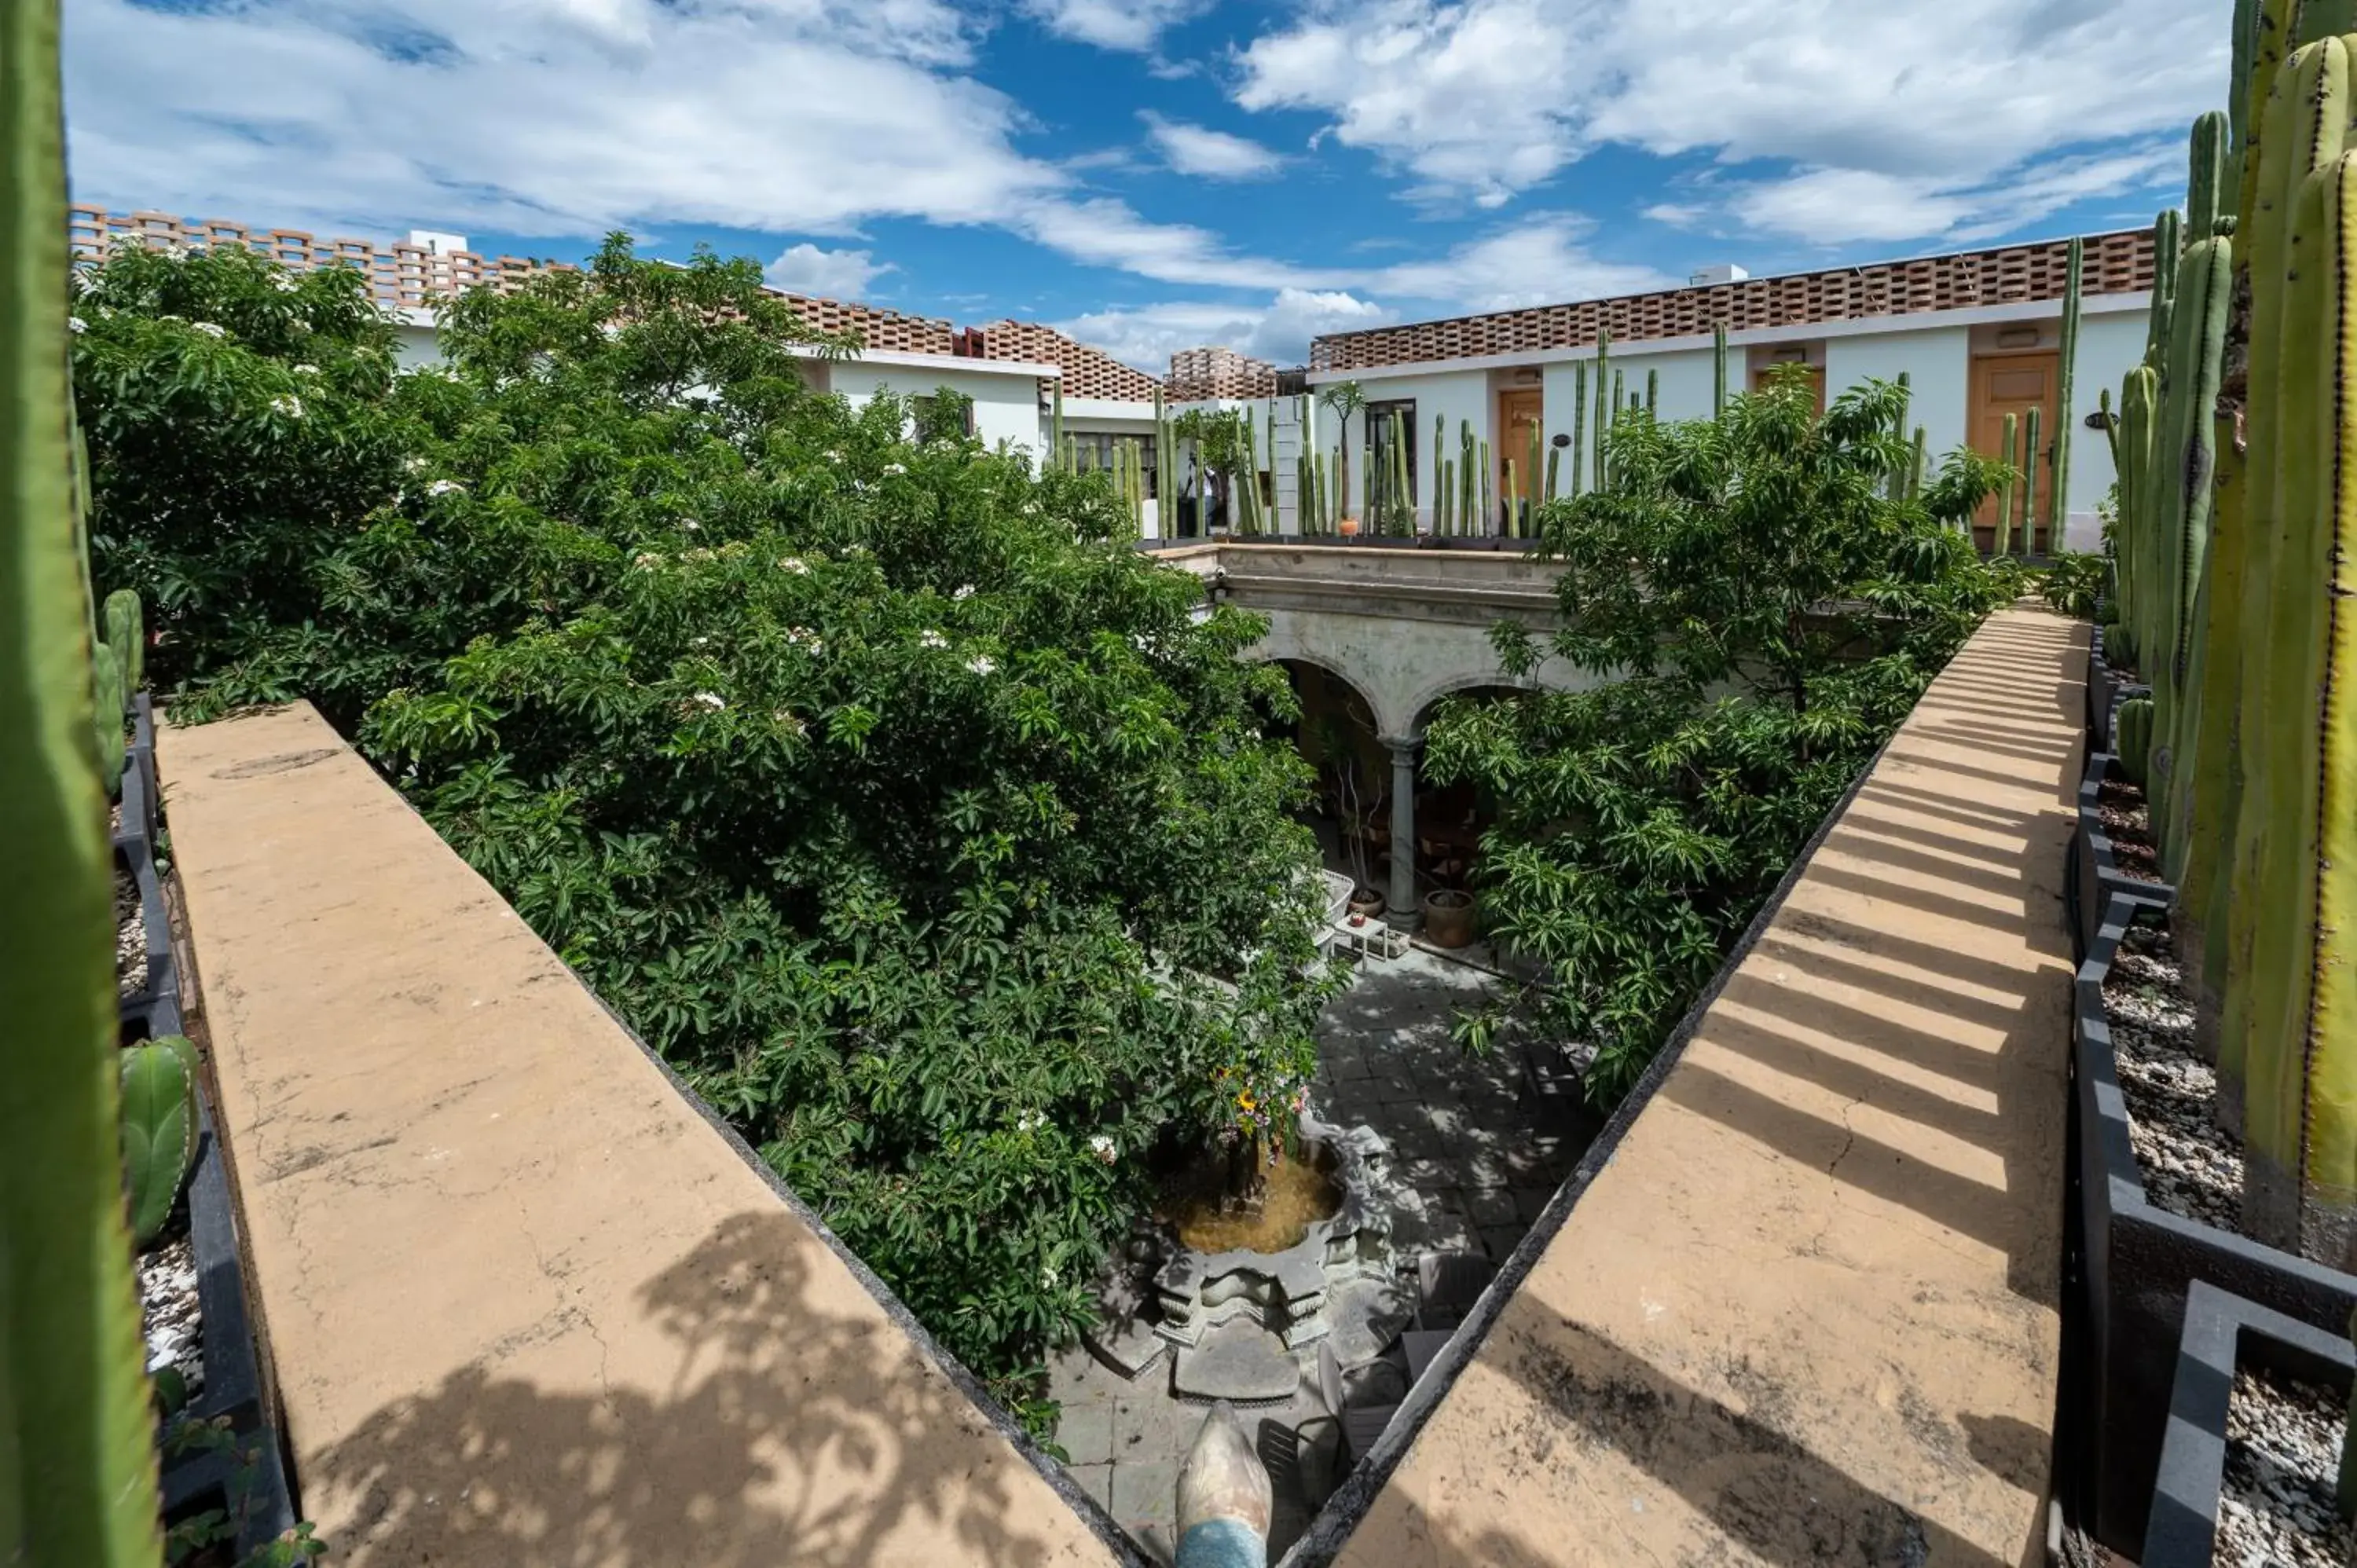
[1420,888,1475,948]
[1319,380,1365,533]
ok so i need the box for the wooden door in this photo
[1970,353,2059,544]
[1497,389,1543,533]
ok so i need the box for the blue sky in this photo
[64,0,2231,370]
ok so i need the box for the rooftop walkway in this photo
[1323,607,2081,1568]
[159,606,2081,1568]
[158,704,1126,1568]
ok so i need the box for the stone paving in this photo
[1050,944,1597,1561]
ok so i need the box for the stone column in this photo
[1384,734,1419,922]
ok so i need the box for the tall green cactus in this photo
[2022,405,2043,558]
[2053,236,2084,552]
[1995,412,2018,555]
[2153,125,2234,855]
[1545,445,1560,504]
[1458,420,1475,533]
[119,1039,198,1248]
[3,0,164,1558]
[1713,324,1729,421]
[2115,364,2158,666]
[1478,438,1491,533]
[1051,380,1065,475]
[2229,122,2357,1258]
[1644,368,1659,417]
[1591,331,1611,493]
[1571,361,1588,494]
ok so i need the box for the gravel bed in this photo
[2102,922,2245,1233]
[137,1232,203,1401]
[2217,1365,2353,1568]
[2098,775,2166,885]
[115,865,147,1002]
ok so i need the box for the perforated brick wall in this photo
[1308,229,2155,373]
[964,320,1161,401]
[1166,345,1277,401]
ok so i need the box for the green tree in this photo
[79,236,1336,1406]
[1425,369,2014,1101]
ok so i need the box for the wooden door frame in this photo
[1496,387,1543,530]
[1967,350,2062,546]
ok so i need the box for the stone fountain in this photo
[1102,1113,1413,1403]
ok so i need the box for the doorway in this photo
[1496,389,1543,533]
[1969,352,2059,547]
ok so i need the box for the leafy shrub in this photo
[1425,369,2016,1101]
[77,236,1334,1401]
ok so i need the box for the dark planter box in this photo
[2073,894,2357,1555]
[2141,1280,2355,1567]
[2067,750,2172,962]
[157,1090,298,1556]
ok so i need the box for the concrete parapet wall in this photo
[158,703,1126,1568]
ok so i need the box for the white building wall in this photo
[2065,310,2150,548]
[833,364,1043,455]
[1324,372,1489,525]
[1824,326,1971,460]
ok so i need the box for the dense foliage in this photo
[75,238,1334,1404]
[1425,370,2017,1101]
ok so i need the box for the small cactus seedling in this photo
[120,1035,200,1247]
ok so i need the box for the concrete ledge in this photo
[158,703,1124,1568]
[1317,609,2084,1567]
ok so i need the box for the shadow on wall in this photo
[304,1210,1109,1568]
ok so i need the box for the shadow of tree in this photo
[305,1210,1132,1567]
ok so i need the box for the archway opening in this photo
[1268,658,1388,905]
[1409,685,1529,907]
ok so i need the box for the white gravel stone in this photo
[2102,923,2245,1235]
[137,1234,204,1399]
[2217,1365,2352,1568]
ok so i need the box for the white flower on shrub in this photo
[681,518,701,533]
[823,450,843,463]
[293,364,319,376]
[68,317,86,334]
[778,557,810,574]
[1088,1134,1116,1164]
[272,274,299,294]
[1041,1263,1061,1289]
[691,636,710,647]
[405,456,429,474]
[269,395,304,419]
[883,463,906,475]
[844,544,869,557]
[684,547,713,562]
[427,479,464,497]
[918,630,949,650]
[1016,1111,1043,1134]
[772,709,806,736]
[692,691,726,710]
[633,552,663,571]
[190,321,225,339]
[967,655,996,676]
[786,627,824,654]
[952,584,974,600]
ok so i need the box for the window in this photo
[911,392,976,441]
[1065,430,1160,497]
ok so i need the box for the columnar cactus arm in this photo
[1571,361,1587,495]
[1,0,163,1559]
[2053,236,2083,548]
[2220,35,2353,1120]
[2022,405,2043,559]
[1713,324,1729,421]
[1996,412,2018,556]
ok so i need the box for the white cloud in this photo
[1058,215,1674,369]
[764,243,889,298]
[1368,216,1670,311]
[1732,142,2185,245]
[59,0,1296,291]
[1237,0,2225,238]
[1021,0,1208,51]
[1061,288,1395,369]
[1142,113,1285,180]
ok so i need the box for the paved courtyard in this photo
[1050,944,1596,1560]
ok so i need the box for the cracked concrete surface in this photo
[160,702,1120,1568]
[1331,610,2082,1568]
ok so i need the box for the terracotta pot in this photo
[1337,517,1361,537]
[1347,887,1386,919]
[1421,888,1476,948]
